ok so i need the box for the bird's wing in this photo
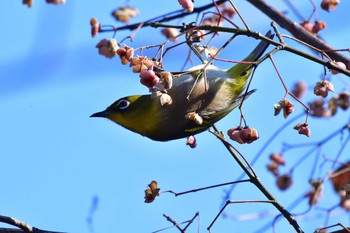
[201,89,256,122]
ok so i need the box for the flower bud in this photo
[185,112,203,125]
[267,162,279,177]
[186,135,197,148]
[117,45,134,65]
[341,198,350,211]
[160,93,173,106]
[161,28,178,42]
[178,0,194,13]
[270,153,285,165]
[140,70,160,88]
[300,20,314,33]
[330,61,347,74]
[160,72,173,90]
[90,17,99,37]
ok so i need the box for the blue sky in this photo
[1,1,350,233]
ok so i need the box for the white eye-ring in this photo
[117,99,130,110]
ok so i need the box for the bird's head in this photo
[91,95,160,138]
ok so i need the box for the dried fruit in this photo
[300,20,314,33]
[276,174,293,191]
[112,6,139,23]
[314,80,334,98]
[321,0,340,12]
[293,123,311,137]
[331,162,350,192]
[276,99,294,118]
[291,81,307,98]
[144,181,160,203]
[312,21,327,34]
[227,127,259,144]
[96,39,120,58]
[309,99,332,117]
[161,28,179,42]
[130,56,153,73]
[270,153,285,165]
[117,45,134,65]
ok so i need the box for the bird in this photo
[91,31,273,141]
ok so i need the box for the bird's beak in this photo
[90,110,108,118]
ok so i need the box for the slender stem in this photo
[162,214,183,232]
[151,220,192,233]
[227,0,250,31]
[212,131,304,232]
[164,179,251,196]
[221,112,305,202]
[183,212,199,232]
[208,199,276,231]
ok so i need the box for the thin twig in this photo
[211,128,304,232]
[208,199,276,231]
[163,179,251,196]
[246,0,350,67]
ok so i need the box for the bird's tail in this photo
[227,31,274,78]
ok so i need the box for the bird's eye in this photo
[117,99,130,110]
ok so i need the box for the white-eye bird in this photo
[91,32,273,141]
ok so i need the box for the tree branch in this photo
[0,215,64,233]
[246,0,350,67]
